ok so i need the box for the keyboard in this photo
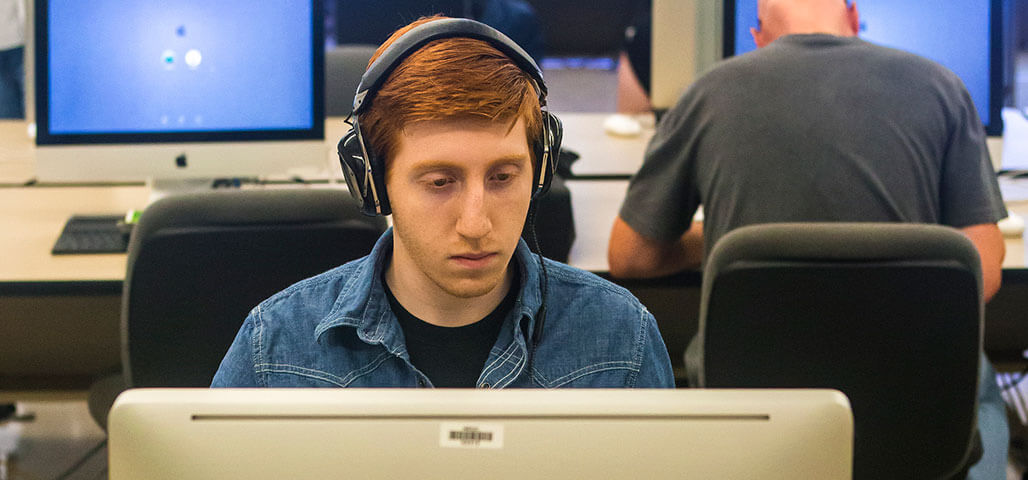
[51,215,131,254]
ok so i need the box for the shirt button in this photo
[418,379,426,387]
[480,382,491,389]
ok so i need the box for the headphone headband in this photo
[353,18,546,114]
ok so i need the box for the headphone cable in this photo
[525,202,548,378]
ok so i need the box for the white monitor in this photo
[32,0,327,184]
[109,388,853,480]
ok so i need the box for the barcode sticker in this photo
[439,423,504,449]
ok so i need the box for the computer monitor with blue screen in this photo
[33,0,325,183]
[723,0,1003,135]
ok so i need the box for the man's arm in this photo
[633,310,676,388]
[959,223,1004,302]
[608,216,704,278]
[210,315,261,387]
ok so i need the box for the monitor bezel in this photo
[721,0,1004,136]
[33,0,326,146]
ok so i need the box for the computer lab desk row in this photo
[2,182,1028,393]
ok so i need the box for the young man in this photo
[212,16,674,389]
[607,0,1007,477]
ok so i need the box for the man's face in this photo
[387,117,533,300]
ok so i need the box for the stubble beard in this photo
[393,225,508,300]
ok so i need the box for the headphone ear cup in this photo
[545,111,563,175]
[338,124,392,216]
[337,128,373,215]
[532,111,563,199]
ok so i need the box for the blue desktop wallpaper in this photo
[731,0,993,126]
[48,0,314,134]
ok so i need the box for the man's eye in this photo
[495,173,512,182]
[432,178,449,187]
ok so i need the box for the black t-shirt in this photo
[384,272,518,388]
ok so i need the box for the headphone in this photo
[336,18,563,216]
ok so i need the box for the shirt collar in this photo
[313,228,396,345]
[776,33,862,48]
[313,228,545,345]
[510,239,544,333]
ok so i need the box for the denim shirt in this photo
[211,229,675,388]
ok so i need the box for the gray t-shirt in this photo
[620,34,1006,258]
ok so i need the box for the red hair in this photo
[358,16,543,168]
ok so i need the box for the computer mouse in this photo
[603,114,643,138]
[998,212,1025,237]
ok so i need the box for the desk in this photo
[1,186,147,282]
[567,181,1028,272]
[558,113,652,176]
[1,186,148,390]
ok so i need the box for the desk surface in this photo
[564,180,1028,271]
[0,185,147,282]
[3,183,1028,284]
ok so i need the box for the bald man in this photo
[609,0,1008,478]
[610,0,1004,299]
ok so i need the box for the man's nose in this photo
[455,183,492,240]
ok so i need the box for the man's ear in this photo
[751,26,771,49]
[845,2,860,36]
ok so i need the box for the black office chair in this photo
[89,189,387,428]
[325,44,378,116]
[522,175,575,263]
[695,223,983,480]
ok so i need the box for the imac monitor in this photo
[34,0,326,183]
[109,388,854,480]
[723,0,1004,136]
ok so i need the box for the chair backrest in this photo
[697,223,983,480]
[325,44,378,116]
[121,188,387,389]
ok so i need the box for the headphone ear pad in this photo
[545,111,564,174]
[532,111,563,199]
[337,128,374,215]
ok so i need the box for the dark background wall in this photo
[1016,0,1027,50]
[331,0,648,57]
[524,0,643,56]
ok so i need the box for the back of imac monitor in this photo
[108,388,853,480]
[33,0,326,182]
